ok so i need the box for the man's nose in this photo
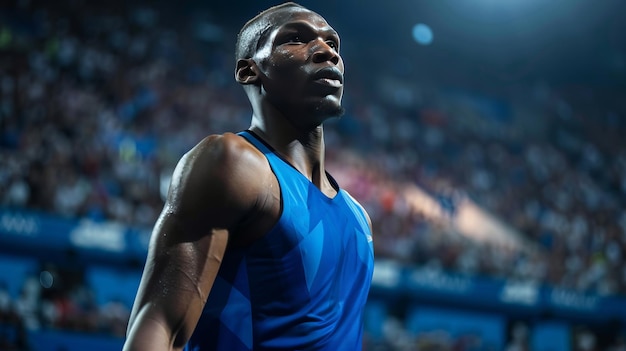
[311,39,340,65]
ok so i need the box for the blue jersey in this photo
[185,130,374,351]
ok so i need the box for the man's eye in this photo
[326,41,338,50]
[288,36,302,43]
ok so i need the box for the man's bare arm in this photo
[123,134,263,351]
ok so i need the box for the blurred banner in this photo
[0,208,150,264]
[2,207,625,325]
[372,259,626,324]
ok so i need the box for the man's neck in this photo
[249,114,328,189]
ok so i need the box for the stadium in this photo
[0,0,625,350]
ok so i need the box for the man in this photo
[123,2,374,350]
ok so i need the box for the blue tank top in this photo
[185,130,374,351]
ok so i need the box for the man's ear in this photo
[235,59,259,85]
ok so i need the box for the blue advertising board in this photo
[2,207,625,324]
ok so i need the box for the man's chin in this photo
[325,105,345,118]
[313,99,345,118]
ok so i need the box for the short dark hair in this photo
[235,2,308,60]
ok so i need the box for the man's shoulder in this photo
[166,132,270,222]
[186,132,264,173]
[176,132,270,197]
[191,132,254,158]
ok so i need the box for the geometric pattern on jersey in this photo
[185,130,374,351]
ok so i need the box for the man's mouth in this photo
[312,67,344,88]
[314,77,342,87]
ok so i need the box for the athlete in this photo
[123,2,374,350]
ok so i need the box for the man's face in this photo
[253,8,344,127]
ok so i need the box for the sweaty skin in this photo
[124,134,280,350]
[123,5,369,351]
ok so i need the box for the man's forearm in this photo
[124,313,178,351]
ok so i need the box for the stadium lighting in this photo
[412,23,434,46]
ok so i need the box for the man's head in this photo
[235,2,345,128]
[235,2,306,62]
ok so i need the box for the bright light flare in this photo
[412,23,434,46]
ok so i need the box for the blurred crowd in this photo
[330,79,626,295]
[1,0,626,345]
[0,264,130,350]
[363,316,626,351]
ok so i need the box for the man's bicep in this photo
[126,212,229,350]
[135,134,248,315]
[126,136,247,349]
